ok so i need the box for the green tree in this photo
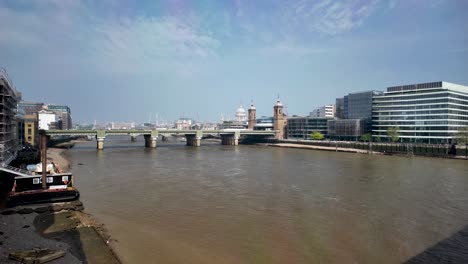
[456,127,468,158]
[310,131,324,140]
[360,133,372,142]
[386,127,400,142]
[456,127,468,144]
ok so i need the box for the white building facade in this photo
[38,110,57,130]
[372,81,468,143]
[310,105,335,118]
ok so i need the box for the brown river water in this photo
[68,137,468,264]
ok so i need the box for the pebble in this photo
[17,208,34,214]
[1,210,16,215]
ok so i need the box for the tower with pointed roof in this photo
[273,98,285,139]
[248,103,256,129]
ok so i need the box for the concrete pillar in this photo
[97,137,105,150]
[144,135,157,148]
[96,130,106,150]
[131,135,137,142]
[221,134,238,145]
[185,134,201,147]
[39,131,48,190]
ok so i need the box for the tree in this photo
[455,127,468,144]
[310,131,324,140]
[386,127,400,142]
[360,133,372,142]
[456,127,468,158]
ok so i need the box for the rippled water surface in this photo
[69,138,468,263]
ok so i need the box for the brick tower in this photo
[273,98,285,139]
[248,103,256,129]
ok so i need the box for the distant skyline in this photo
[1,0,467,123]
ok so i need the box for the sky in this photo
[1,0,467,124]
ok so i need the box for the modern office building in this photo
[310,105,335,118]
[347,91,382,119]
[254,116,274,131]
[327,119,367,141]
[335,98,345,119]
[287,117,332,139]
[47,104,72,130]
[0,68,20,164]
[19,101,44,115]
[372,81,468,143]
[331,90,382,140]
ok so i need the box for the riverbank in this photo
[0,147,121,263]
[265,141,468,160]
[265,142,377,154]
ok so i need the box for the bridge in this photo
[43,129,276,150]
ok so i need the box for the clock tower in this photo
[248,103,256,129]
[273,99,285,139]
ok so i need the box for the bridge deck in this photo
[45,129,276,137]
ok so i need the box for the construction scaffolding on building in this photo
[0,68,20,164]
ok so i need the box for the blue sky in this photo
[1,0,467,123]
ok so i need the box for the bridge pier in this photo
[131,135,137,142]
[221,135,239,146]
[144,135,157,148]
[185,134,201,147]
[97,137,105,150]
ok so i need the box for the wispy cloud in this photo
[0,1,220,75]
[88,16,220,73]
[259,41,335,56]
[284,0,379,35]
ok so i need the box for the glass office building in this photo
[287,117,332,139]
[327,119,367,141]
[372,81,468,143]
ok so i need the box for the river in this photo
[68,137,468,264]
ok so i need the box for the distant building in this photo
[218,120,247,130]
[254,116,274,131]
[38,110,57,130]
[335,90,383,137]
[17,106,25,147]
[19,101,44,115]
[175,118,193,130]
[310,105,335,118]
[235,105,247,122]
[372,81,468,143]
[335,98,345,119]
[24,113,38,146]
[287,117,332,139]
[47,104,72,130]
[0,68,21,164]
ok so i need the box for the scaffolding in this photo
[0,68,20,164]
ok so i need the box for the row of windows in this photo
[379,99,468,107]
[373,115,468,121]
[373,109,468,116]
[374,104,468,111]
[374,98,464,106]
[373,120,468,126]
[373,132,454,137]
[374,92,468,103]
[373,126,466,131]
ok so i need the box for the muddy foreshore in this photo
[0,148,121,264]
